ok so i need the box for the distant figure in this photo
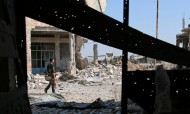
[154,65,171,114]
[44,57,58,93]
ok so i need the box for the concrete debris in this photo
[27,72,35,81]
[59,72,78,81]
[76,64,121,78]
[27,75,49,90]
[28,61,148,114]
[128,61,147,71]
[86,76,103,83]
[73,64,122,85]
[71,61,146,85]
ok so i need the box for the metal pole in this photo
[154,0,159,69]
[156,0,159,39]
[121,0,129,114]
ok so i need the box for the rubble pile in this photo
[128,61,147,71]
[27,74,49,90]
[73,62,146,84]
[70,64,121,85]
[76,61,147,79]
[28,61,148,114]
[28,61,147,89]
[28,73,63,90]
[76,64,121,79]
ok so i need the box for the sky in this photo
[81,0,190,58]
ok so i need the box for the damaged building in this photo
[26,0,107,75]
[176,18,190,50]
[29,26,77,74]
[3,0,190,113]
[129,54,154,64]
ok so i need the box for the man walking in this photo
[44,57,57,93]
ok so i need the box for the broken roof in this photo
[32,26,65,32]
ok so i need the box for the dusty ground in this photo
[28,80,121,103]
[27,64,124,114]
[27,76,125,114]
[27,63,145,114]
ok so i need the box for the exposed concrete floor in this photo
[28,81,121,103]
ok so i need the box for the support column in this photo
[176,38,180,47]
[55,35,60,69]
[25,20,32,75]
[68,33,76,74]
[93,43,98,64]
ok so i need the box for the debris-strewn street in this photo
[28,62,147,114]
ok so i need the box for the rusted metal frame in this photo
[127,71,156,113]
[16,1,31,113]
[121,0,129,114]
[24,0,190,67]
[15,0,27,86]
[126,70,190,113]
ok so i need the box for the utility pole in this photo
[154,0,159,69]
[156,0,159,40]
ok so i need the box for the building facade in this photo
[26,0,107,75]
[176,25,190,50]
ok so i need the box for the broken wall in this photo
[60,43,70,71]
[75,35,89,70]
[25,17,50,74]
[74,0,107,69]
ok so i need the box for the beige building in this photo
[176,25,190,50]
[176,18,190,50]
[26,0,107,74]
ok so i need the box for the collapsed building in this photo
[26,0,107,75]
